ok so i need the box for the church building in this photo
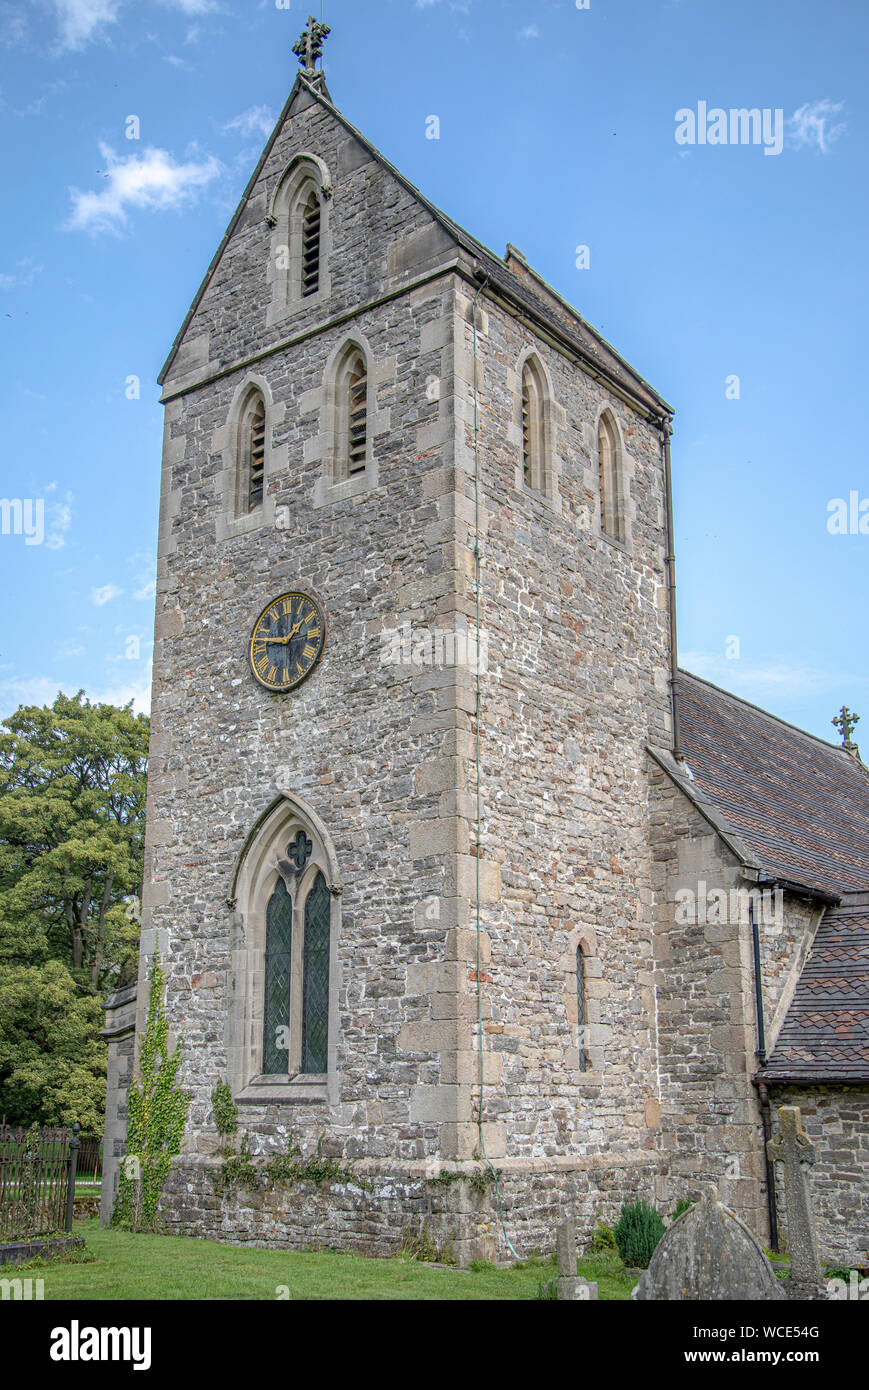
[102,23,868,1268]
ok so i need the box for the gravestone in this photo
[633,1188,786,1301]
[766,1105,825,1301]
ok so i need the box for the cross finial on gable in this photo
[832,705,860,748]
[293,15,331,74]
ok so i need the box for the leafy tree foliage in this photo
[0,691,148,990]
[0,960,106,1133]
[0,691,149,1131]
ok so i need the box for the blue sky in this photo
[0,0,866,746]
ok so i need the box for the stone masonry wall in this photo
[648,759,769,1237]
[769,1087,869,1268]
[445,280,674,1176]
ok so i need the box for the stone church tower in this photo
[105,26,867,1265]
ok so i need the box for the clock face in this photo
[249,592,326,693]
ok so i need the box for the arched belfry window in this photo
[598,410,625,544]
[301,192,321,298]
[522,358,545,492]
[329,344,369,482]
[247,395,266,511]
[346,354,368,476]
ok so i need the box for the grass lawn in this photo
[20,1218,637,1301]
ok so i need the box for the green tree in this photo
[0,691,148,992]
[0,959,106,1133]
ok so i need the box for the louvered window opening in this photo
[522,385,533,487]
[348,366,367,475]
[262,879,293,1074]
[302,195,321,298]
[248,400,266,511]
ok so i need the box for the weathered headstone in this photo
[545,1219,599,1300]
[766,1105,825,1300]
[633,1188,786,1301]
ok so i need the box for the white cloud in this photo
[1,6,29,47]
[92,583,122,606]
[0,675,66,717]
[0,664,153,719]
[45,489,73,550]
[520,24,540,38]
[90,660,153,715]
[67,142,221,235]
[158,0,217,12]
[681,650,869,702]
[221,105,276,141]
[50,0,121,51]
[0,258,42,291]
[134,578,156,601]
[787,99,846,154]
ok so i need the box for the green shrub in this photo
[589,1221,617,1253]
[613,1198,666,1270]
[211,1080,238,1152]
[672,1197,692,1222]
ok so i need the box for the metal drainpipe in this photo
[660,417,683,761]
[750,896,767,1066]
[757,1079,780,1252]
[750,896,779,1250]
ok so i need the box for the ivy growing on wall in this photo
[113,952,190,1231]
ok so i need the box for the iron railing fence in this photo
[0,1122,80,1240]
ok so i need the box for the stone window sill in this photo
[236,1074,328,1105]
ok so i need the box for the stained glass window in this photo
[301,871,330,1074]
[262,878,293,1074]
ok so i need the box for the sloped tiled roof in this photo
[675,671,869,898]
[670,672,869,1083]
[761,899,869,1083]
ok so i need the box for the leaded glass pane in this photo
[301,871,330,1074]
[263,878,293,1074]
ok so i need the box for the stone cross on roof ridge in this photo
[832,705,860,747]
[293,15,331,74]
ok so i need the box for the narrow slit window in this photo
[347,359,367,476]
[576,946,588,1073]
[521,360,544,492]
[598,412,624,543]
[301,193,321,298]
[248,397,266,512]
